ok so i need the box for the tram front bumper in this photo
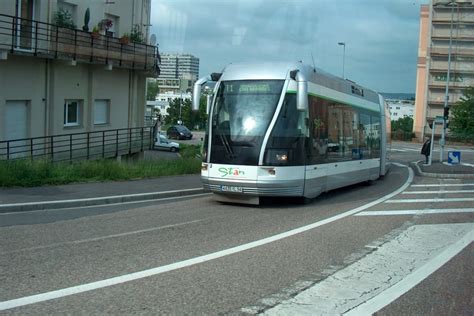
[201,177,305,197]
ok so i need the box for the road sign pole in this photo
[429,123,435,166]
[440,122,446,162]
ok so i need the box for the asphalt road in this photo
[0,145,472,315]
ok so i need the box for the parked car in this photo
[154,134,180,152]
[167,125,193,140]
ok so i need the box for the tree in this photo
[164,96,208,130]
[146,81,160,101]
[450,87,474,142]
[391,116,414,141]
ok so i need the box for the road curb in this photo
[410,161,474,179]
[0,188,205,213]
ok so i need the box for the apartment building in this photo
[0,0,159,143]
[387,100,415,121]
[413,0,474,140]
[156,53,199,93]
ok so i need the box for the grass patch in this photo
[179,144,202,159]
[0,158,201,187]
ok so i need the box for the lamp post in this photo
[437,0,471,162]
[178,91,183,125]
[338,42,346,78]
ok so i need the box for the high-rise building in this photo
[413,0,474,140]
[156,53,199,93]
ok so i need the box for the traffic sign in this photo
[448,151,461,164]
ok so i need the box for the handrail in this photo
[0,127,154,162]
[0,14,161,75]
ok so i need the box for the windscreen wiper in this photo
[219,132,235,159]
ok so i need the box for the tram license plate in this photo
[221,185,243,193]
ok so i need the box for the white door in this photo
[5,100,28,140]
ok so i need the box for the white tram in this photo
[192,62,391,204]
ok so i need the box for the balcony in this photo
[0,14,161,76]
[430,46,474,57]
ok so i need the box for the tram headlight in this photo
[265,149,289,165]
[276,153,288,162]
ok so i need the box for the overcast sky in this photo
[150,0,429,93]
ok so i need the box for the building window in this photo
[64,100,81,126]
[104,14,119,37]
[94,99,110,125]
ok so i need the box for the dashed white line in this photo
[402,190,474,194]
[411,183,474,187]
[355,208,474,216]
[385,198,474,203]
[0,219,205,255]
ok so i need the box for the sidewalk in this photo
[0,174,204,213]
[410,161,474,179]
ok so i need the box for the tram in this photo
[192,62,391,204]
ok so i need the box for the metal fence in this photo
[0,14,160,75]
[0,127,154,162]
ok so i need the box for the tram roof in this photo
[219,61,380,104]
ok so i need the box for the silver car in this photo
[154,134,180,152]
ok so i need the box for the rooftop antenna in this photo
[311,52,316,72]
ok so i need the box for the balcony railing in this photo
[0,127,154,162]
[0,14,161,76]
[430,47,474,57]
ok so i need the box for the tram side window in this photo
[308,96,328,164]
[328,103,356,162]
[359,112,371,159]
[371,115,381,158]
[350,111,361,159]
[342,108,357,159]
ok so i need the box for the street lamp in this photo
[436,0,472,162]
[338,42,346,78]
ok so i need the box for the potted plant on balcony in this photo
[119,33,130,45]
[98,19,113,34]
[91,25,100,39]
[52,9,76,48]
[130,24,144,44]
[82,8,90,32]
[53,9,76,29]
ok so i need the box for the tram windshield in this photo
[210,80,284,165]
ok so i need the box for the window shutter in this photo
[94,100,108,124]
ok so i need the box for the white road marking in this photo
[402,190,474,194]
[385,197,474,203]
[0,188,203,209]
[355,208,474,216]
[261,224,473,316]
[345,225,473,315]
[0,166,414,311]
[0,193,211,216]
[411,183,474,187]
[0,219,205,255]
